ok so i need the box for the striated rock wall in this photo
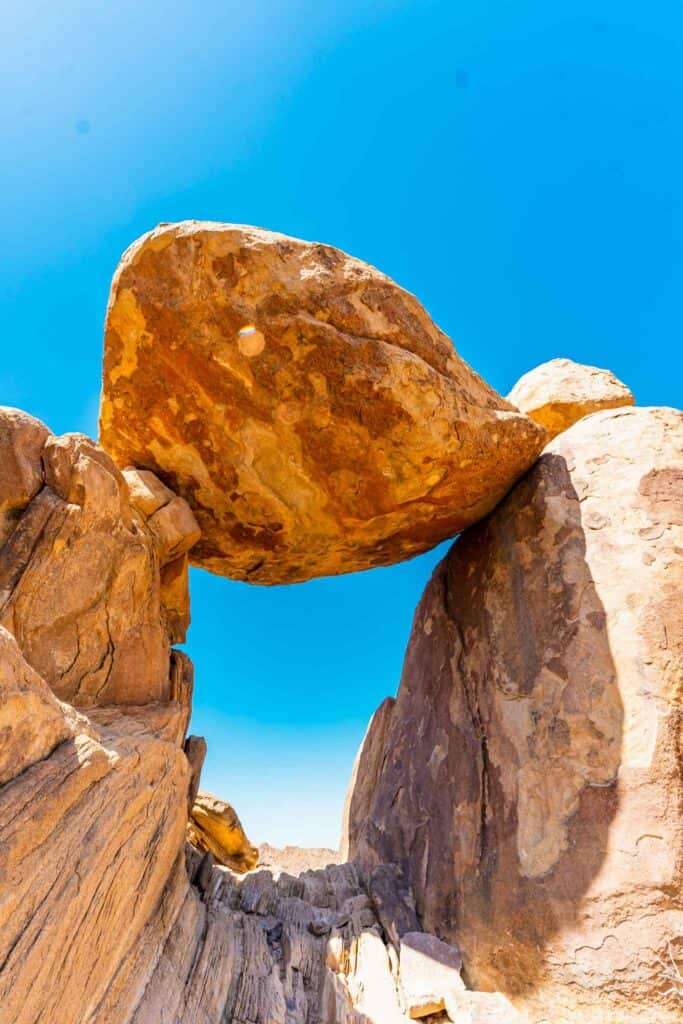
[344,406,683,1024]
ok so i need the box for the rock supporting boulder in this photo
[100,221,545,584]
[0,409,199,706]
[507,356,633,439]
[344,406,683,1024]
[187,790,259,873]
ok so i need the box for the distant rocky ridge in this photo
[0,221,679,1024]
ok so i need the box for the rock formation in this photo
[99,221,545,583]
[0,406,522,1024]
[344,406,683,1024]
[0,410,200,705]
[188,790,259,872]
[1,218,680,1024]
[507,356,634,440]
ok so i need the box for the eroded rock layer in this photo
[344,406,683,1024]
[99,221,545,583]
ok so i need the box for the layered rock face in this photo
[507,357,634,440]
[0,409,201,1022]
[99,221,545,583]
[344,406,683,1024]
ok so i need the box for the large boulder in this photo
[344,406,683,1024]
[99,222,545,584]
[0,409,200,705]
[507,357,633,440]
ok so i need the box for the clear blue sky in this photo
[2,2,682,847]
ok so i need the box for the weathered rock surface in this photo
[0,657,192,1024]
[340,696,395,861]
[507,357,633,440]
[99,221,546,584]
[188,789,259,873]
[0,409,199,705]
[399,931,464,1018]
[0,644,518,1024]
[344,406,683,1024]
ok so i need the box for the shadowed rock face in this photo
[507,357,634,440]
[99,221,545,584]
[344,406,683,1024]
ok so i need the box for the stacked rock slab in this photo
[99,221,545,583]
[343,406,683,1024]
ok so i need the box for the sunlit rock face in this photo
[507,356,634,440]
[0,408,199,706]
[99,221,545,584]
[187,790,259,873]
[344,407,683,1024]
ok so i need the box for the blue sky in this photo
[2,1,682,847]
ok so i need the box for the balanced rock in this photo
[507,356,633,440]
[188,790,259,873]
[100,221,545,583]
[344,406,683,1024]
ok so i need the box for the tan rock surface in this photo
[188,789,259,872]
[0,423,199,706]
[0,407,50,547]
[0,657,192,1024]
[99,221,545,584]
[0,409,530,1024]
[507,357,633,440]
[0,635,513,1024]
[345,407,683,1024]
[398,931,464,1018]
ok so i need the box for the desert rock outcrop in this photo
[0,409,199,705]
[188,790,259,872]
[0,615,517,1023]
[344,406,683,1024]
[100,221,546,583]
[507,356,633,439]
[2,411,495,1024]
